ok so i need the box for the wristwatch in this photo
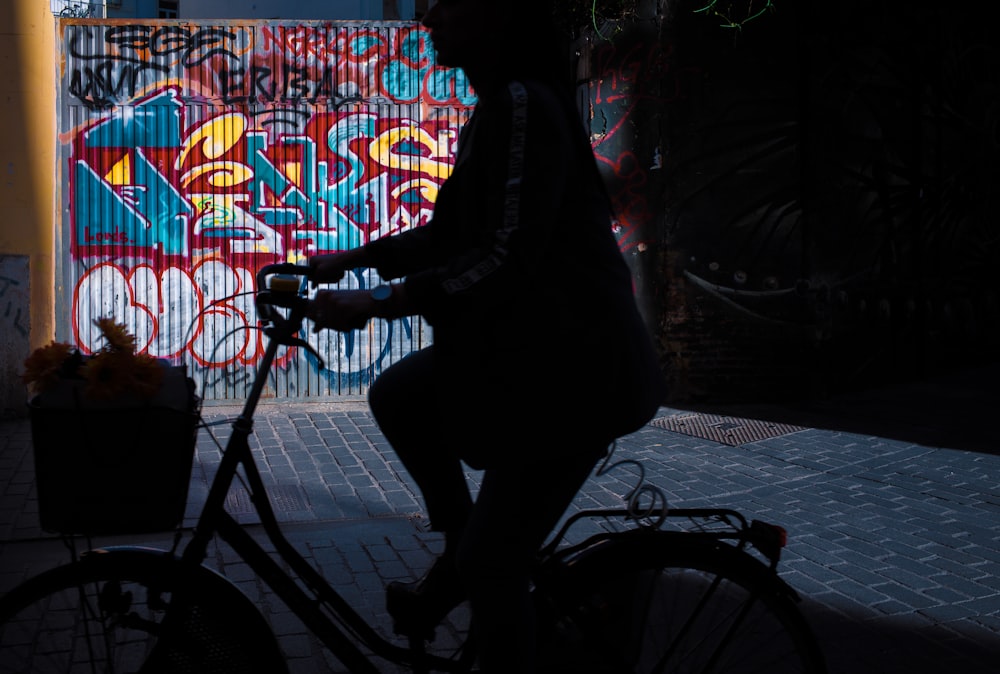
[370,284,392,302]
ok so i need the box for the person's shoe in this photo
[386,556,465,641]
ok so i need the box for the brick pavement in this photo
[1,400,999,673]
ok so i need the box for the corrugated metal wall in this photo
[55,19,474,402]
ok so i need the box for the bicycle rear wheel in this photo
[0,547,287,674]
[539,532,826,674]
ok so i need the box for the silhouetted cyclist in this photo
[307,1,668,670]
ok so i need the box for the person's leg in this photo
[369,347,473,636]
[455,446,604,673]
[368,346,473,537]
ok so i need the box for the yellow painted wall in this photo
[1,0,55,348]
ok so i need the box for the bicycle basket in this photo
[28,364,201,535]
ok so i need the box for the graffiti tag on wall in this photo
[60,21,471,399]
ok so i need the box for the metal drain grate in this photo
[226,485,306,514]
[650,413,806,446]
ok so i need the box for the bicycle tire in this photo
[537,530,827,674]
[0,547,288,674]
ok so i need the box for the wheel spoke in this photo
[545,541,826,674]
[0,552,289,674]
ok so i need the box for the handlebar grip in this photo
[269,274,302,294]
[257,290,309,311]
[253,262,324,369]
[255,263,311,327]
[256,262,312,291]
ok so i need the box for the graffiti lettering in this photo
[69,260,407,399]
[0,266,30,340]
[68,61,164,110]
[103,25,243,68]
[82,226,131,244]
[59,22,471,399]
[64,23,473,108]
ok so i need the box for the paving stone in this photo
[3,398,999,674]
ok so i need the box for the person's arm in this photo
[307,282,411,333]
[310,217,444,289]
[405,81,573,314]
[308,246,371,285]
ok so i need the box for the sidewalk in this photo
[1,373,999,673]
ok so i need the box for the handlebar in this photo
[255,262,324,369]
[255,262,313,295]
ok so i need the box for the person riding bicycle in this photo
[307,0,668,670]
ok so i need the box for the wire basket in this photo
[28,365,201,535]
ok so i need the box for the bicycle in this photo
[57,3,97,18]
[0,262,828,673]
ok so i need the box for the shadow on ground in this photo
[671,363,999,455]
[801,599,1000,674]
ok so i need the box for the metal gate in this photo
[55,19,474,402]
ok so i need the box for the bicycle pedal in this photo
[391,618,437,642]
[385,560,464,643]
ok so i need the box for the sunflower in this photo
[93,317,137,354]
[80,351,133,399]
[127,353,166,399]
[21,342,75,394]
[23,318,169,401]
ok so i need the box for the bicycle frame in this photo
[171,265,473,674]
[87,262,801,674]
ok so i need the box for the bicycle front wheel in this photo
[541,533,827,674]
[0,547,287,674]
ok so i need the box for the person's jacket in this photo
[363,76,667,464]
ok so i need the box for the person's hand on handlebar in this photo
[308,283,409,332]
[308,249,367,287]
[307,289,374,332]
[307,249,409,331]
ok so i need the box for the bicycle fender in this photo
[544,529,803,604]
[77,546,291,674]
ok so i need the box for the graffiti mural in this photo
[58,20,474,400]
[588,36,671,255]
